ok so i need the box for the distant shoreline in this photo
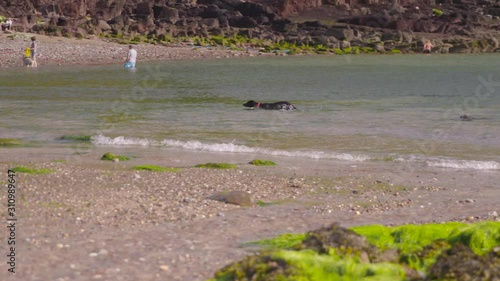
[0,32,271,68]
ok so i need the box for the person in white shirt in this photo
[5,18,13,30]
[124,45,137,68]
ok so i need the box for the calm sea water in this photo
[1,54,499,170]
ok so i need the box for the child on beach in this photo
[29,36,38,67]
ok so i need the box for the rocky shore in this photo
[1,0,499,58]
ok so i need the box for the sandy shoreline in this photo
[0,32,271,68]
[1,31,499,280]
[0,145,499,280]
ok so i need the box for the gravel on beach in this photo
[0,32,266,68]
[0,146,499,280]
[1,32,499,280]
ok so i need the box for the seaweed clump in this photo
[132,165,180,172]
[210,222,500,281]
[249,159,276,166]
[213,253,296,281]
[194,162,237,169]
[10,166,53,174]
[428,243,500,281]
[0,138,22,147]
[100,152,130,161]
[58,135,92,142]
[300,223,399,263]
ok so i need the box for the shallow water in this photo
[1,54,499,170]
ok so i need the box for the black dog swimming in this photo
[243,100,298,111]
[460,114,473,121]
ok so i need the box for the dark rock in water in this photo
[209,191,254,206]
[428,243,500,281]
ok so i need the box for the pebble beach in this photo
[0,31,263,68]
[1,145,499,280]
[1,31,499,281]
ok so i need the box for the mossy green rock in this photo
[249,159,276,166]
[0,138,21,147]
[11,166,52,174]
[132,165,180,172]
[100,152,130,161]
[195,163,237,169]
[428,243,500,280]
[209,191,253,206]
[212,222,500,281]
[58,135,92,142]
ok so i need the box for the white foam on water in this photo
[427,159,499,170]
[91,135,157,146]
[390,155,499,171]
[161,139,370,161]
[92,135,499,170]
[92,134,370,162]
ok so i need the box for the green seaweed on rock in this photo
[58,135,92,142]
[132,165,181,172]
[195,163,237,169]
[100,152,130,161]
[10,166,53,174]
[0,138,22,147]
[249,160,276,166]
[211,222,500,281]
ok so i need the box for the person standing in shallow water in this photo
[124,45,137,68]
[423,40,434,54]
[30,36,38,67]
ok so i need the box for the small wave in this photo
[91,135,158,146]
[92,134,369,162]
[427,159,499,170]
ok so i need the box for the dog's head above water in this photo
[243,100,259,108]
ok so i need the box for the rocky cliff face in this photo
[1,0,499,53]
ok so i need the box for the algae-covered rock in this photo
[100,152,130,161]
[249,159,276,166]
[195,162,237,169]
[213,253,296,281]
[300,223,386,262]
[209,191,253,207]
[212,222,500,281]
[58,135,92,142]
[428,243,500,281]
[132,165,180,172]
[0,138,22,147]
[11,166,52,174]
